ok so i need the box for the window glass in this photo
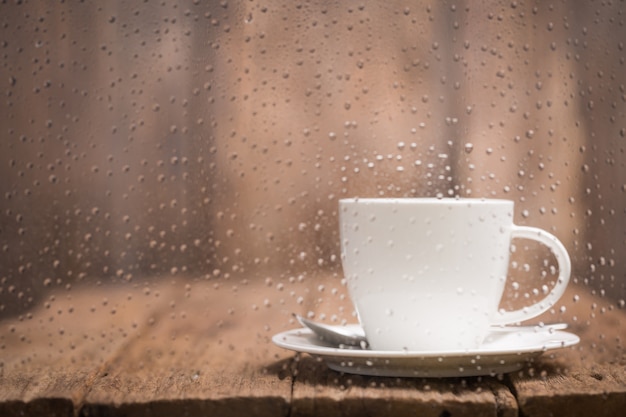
[1,0,624,379]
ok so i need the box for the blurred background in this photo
[1,0,624,338]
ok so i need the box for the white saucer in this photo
[272,325,579,377]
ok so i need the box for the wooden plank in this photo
[0,397,74,417]
[511,362,626,417]
[0,282,185,416]
[1,274,624,416]
[79,278,295,417]
[509,284,626,417]
[290,355,518,417]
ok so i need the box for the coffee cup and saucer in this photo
[273,198,579,377]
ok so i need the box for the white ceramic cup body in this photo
[339,198,571,352]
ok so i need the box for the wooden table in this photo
[1,274,625,417]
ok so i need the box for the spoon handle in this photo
[295,314,367,347]
[489,323,568,332]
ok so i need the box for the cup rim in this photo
[339,197,514,205]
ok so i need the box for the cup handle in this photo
[491,225,572,325]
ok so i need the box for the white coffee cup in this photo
[339,198,571,352]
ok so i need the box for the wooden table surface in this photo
[1,274,624,417]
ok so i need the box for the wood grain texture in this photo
[509,282,626,417]
[0,275,624,416]
[290,355,516,417]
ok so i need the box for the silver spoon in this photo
[294,314,368,347]
[489,322,568,332]
[295,314,567,348]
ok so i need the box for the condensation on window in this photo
[1,0,624,376]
